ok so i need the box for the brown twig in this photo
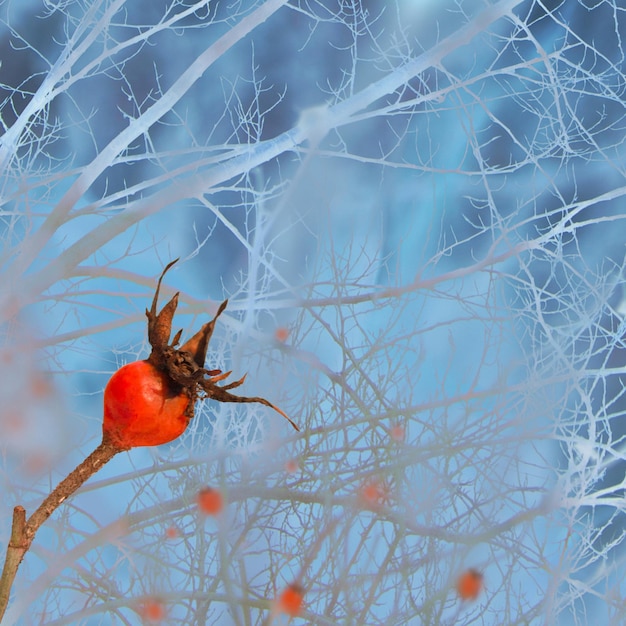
[0,438,121,621]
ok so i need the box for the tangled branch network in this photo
[1,0,626,624]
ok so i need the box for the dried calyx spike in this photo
[146,259,299,430]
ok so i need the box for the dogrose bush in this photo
[1,0,625,623]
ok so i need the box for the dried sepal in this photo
[146,258,180,356]
[171,328,183,347]
[198,374,300,431]
[145,260,299,431]
[179,299,229,369]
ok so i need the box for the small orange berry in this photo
[138,597,166,623]
[278,583,303,616]
[359,479,387,510]
[275,327,289,342]
[390,424,405,442]
[165,526,179,539]
[4,410,24,433]
[197,486,224,515]
[31,374,53,399]
[285,459,299,473]
[457,568,483,601]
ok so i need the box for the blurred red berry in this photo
[197,486,224,515]
[165,526,179,539]
[285,458,299,473]
[278,583,303,616]
[275,327,289,342]
[359,479,388,510]
[138,597,166,623]
[390,424,405,442]
[456,568,483,601]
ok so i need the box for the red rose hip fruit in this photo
[103,360,190,449]
[102,258,297,450]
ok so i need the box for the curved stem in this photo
[0,438,121,622]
